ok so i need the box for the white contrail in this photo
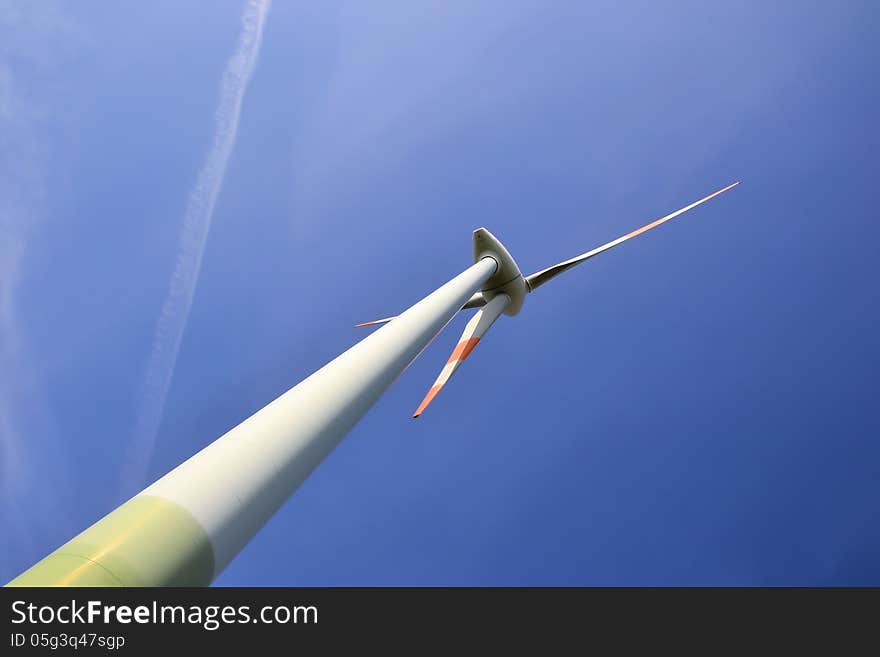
[120,0,272,491]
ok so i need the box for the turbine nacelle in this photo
[471,227,528,316]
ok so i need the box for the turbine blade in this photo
[461,291,487,310]
[412,293,510,418]
[355,292,487,329]
[525,181,740,292]
[354,316,398,329]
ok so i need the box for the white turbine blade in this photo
[461,291,487,309]
[413,293,510,418]
[354,316,398,328]
[525,181,740,292]
[355,292,487,329]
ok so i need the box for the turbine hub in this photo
[473,227,528,316]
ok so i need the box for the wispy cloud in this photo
[0,0,82,580]
[119,0,272,491]
[0,229,28,515]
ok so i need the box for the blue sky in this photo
[2,0,878,585]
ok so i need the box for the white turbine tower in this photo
[7,182,739,586]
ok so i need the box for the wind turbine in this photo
[358,181,741,417]
[6,181,739,587]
